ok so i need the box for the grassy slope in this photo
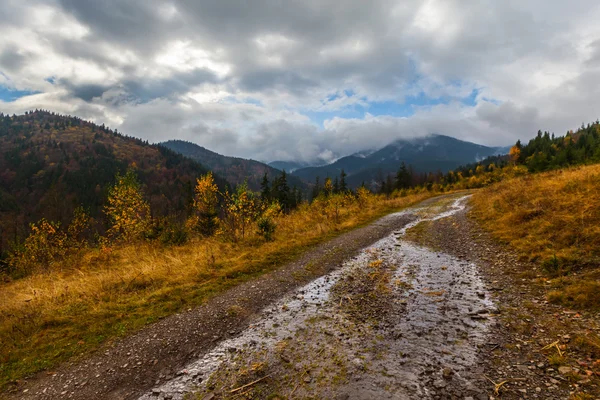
[0,190,442,390]
[470,164,600,309]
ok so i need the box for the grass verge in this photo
[470,164,600,310]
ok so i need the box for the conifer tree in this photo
[339,169,348,193]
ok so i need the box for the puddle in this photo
[139,195,494,399]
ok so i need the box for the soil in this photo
[406,202,600,400]
[6,193,599,400]
[144,195,495,399]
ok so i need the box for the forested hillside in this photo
[161,140,306,192]
[513,123,600,171]
[369,120,600,194]
[0,111,225,256]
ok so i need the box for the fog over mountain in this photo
[2,1,600,163]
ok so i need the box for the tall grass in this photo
[471,164,600,309]
[0,189,438,389]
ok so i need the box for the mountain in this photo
[267,160,312,173]
[292,134,508,187]
[161,140,306,191]
[0,110,226,251]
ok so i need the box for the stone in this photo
[558,366,572,375]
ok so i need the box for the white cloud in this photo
[0,0,599,163]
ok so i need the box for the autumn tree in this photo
[67,206,91,249]
[221,181,260,240]
[11,219,67,273]
[509,144,521,165]
[105,169,151,242]
[356,185,371,206]
[256,202,281,241]
[323,177,334,197]
[192,172,219,236]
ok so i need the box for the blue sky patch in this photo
[304,88,484,127]
[0,85,39,102]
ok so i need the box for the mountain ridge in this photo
[161,140,306,192]
[291,134,509,187]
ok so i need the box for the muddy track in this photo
[141,195,496,399]
[6,195,463,400]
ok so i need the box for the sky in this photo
[1,0,600,164]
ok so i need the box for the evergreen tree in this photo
[274,171,290,210]
[260,172,270,202]
[395,162,411,190]
[339,169,348,193]
[312,176,321,201]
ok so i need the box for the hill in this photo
[0,110,225,255]
[292,134,508,187]
[161,140,306,191]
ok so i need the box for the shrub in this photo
[10,219,67,274]
[257,216,276,241]
[160,223,189,246]
[256,202,281,241]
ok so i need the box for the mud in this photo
[141,195,496,399]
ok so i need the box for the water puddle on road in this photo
[140,195,495,399]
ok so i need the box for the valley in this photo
[3,2,600,398]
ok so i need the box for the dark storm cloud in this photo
[58,0,180,55]
[0,47,27,71]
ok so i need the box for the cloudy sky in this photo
[1,0,600,163]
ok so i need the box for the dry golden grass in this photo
[471,164,600,310]
[0,189,439,389]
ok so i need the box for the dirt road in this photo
[156,195,495,400]
[9,193,587,399]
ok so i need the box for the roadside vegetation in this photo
[471,164,600,310]
[0,169,442,390]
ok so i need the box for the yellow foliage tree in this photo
[509,145,521,164]
[105,169,150,242]
[192,172,219,236]
[221,181,260,240]
[11,219,67,273]
[67,206,91,249]
[356,186,372,206]
[256,201,281,241]
[323,177,334,197]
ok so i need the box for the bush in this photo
[10,219,67,274]
[160,224,189,246]
[257,216,276,241]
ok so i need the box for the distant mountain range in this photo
[291,135,510,188]
[161,140,306,191]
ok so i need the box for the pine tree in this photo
[339,169,348,193]
[395,162,411,190]
[275,171,290,210]
[260,172,270,202]
[312,176,321,201]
